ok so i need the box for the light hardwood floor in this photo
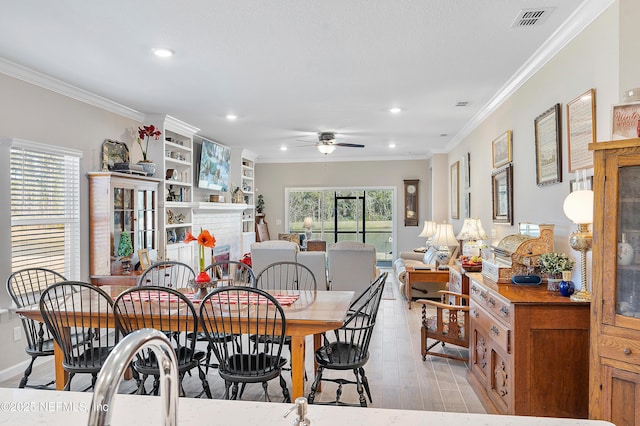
[0,269,485,412]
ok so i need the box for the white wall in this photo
[0,72,142,374]
[256,159,431,253]
[445,3,619,289]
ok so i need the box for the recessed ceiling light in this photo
[226,114,238,120]
[280,145,288,151]
[388,143,396,148]
[440,133,448,137]
[388,107,402,114]
[152,47,175,58]
[455,101,469,107]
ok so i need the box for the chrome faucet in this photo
[88,329,179,426]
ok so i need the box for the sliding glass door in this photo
[287,187,393,265]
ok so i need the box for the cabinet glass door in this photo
[113,187,135,256]
[616,165,640,319]
[137,188,157,251]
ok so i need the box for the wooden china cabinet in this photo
[88,172,159,285]
[589,138,640,425]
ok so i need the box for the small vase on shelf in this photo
[558,271,575,297]
[547,275,562,292]
[617,233,634,266]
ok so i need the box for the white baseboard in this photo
[0,356,53,384]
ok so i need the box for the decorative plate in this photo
[102,139,129,171]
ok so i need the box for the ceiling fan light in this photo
[317,144,336,155]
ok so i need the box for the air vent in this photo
[440,133,448,137]
[511,8,554,28]
[456,101,469,107]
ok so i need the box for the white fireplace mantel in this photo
[192,202,249,214]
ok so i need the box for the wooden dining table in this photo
[17,285,354,400]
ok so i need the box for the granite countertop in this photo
[0,388,614,426]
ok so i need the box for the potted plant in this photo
[117,232,134,273]
[136,124,161,176]
[537,252,575,291]
[256,194,265,214]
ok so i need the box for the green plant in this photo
[256,194,265,213]
[537,252,574,276]
[117,232,133,258]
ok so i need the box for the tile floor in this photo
[0,269,485,413]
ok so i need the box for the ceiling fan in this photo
[314,132,365,154]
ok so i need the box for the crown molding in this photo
[0,57,144,122]
[446,0,615,152]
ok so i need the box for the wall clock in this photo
[404,179,419,226]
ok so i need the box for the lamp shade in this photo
[303,217,314,229]
[455,218,489,241]
[431,223,458,247]
[563,190,594,224]
[317,144,336,155]
[418,221,437,238]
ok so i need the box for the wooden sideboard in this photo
[466,273,590,418]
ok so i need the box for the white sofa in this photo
[392,245,458,299]
[327,241,378,294]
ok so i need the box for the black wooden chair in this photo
[192,260,257,373]
[307,272,387,407]
[254,261,316,291]
[6,268,67,388]
[113,286,212,398]
[205,260,256,287]
[137,260,195,289]
[199,286,290,402]
[39,281,118,391]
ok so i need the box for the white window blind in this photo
[10,141,81,281]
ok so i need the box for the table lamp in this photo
[431,223,459,269]
[418,221,437,247]
[562,189,593,302]
[455,218,488,257]
[303,217,314,242]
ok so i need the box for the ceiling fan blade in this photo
[334,143,365,148]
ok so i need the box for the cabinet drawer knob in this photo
[471,286,479,294]
[623,348,632,355]
[471,309,479,318]
[488,298,496,306]
[491,325,499,336]
[480,291,488,300]
[500,306,509,316]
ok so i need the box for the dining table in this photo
[16,285,355,400]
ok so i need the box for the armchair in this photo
[416,291,469,362]
[327,241,377,293]
[250,240,298,276]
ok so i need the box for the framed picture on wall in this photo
[567,89,596,172]
[492,130,512,168]
[535,103,562,186]
[611,102,640,139]
[492,164,513,225]
[450,161,460,219]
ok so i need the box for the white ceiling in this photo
[0,1,608,162]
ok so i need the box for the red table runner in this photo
[118,291,299,306]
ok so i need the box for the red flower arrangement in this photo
[137,124,162,161]
[184,228,216,282]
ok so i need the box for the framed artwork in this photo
[137,249,151,270]
[450,161,460,219]
[492,130,512,168]
[535,103,562,186]
[611,102,640,139]
[570,175,593,193]
[567,89,596,172]
[101,139,129,171]
[461,153,471,189]
[492,164,513,225]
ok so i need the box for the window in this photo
[10,139,82,281]
[286,187,394,264]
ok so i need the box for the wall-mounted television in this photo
[197,138,230,192]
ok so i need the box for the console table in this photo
[405,266,449,309]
